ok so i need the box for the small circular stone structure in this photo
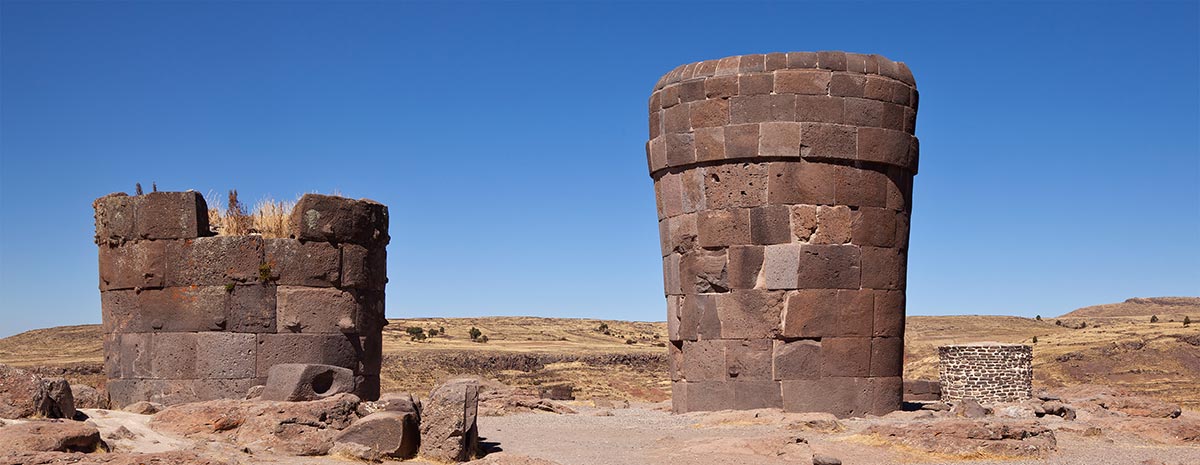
[646,51,919,417]
[938,343,1033,403]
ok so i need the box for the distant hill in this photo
[1059,296,1200,319]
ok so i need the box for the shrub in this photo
[478,335,489,343]
[597,322,609,333]
[1035,315,1042,321]
[1151,315,1159,323]
[625,339,636,345]
[1185,316,1192,327]
[406,327,426,341]
[1032,336,1038,343]
[469,327,483,341]
[428,328,440,337]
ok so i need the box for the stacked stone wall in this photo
[938,343,1033,403]
[647,51,918,417]
[94,191,388,407]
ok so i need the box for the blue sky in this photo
[1,1,1197,337]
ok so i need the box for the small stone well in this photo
[938,343,1032,403]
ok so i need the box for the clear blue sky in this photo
[1,1,1197,337]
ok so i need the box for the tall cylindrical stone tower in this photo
[647,51,918,417]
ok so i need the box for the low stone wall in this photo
[938,343,1032,403]
[94,191,388,406]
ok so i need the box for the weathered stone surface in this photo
[165,236,264,287]
[0,365,75,420]
[263,239,340,287]
[276,286,358,334]
[340,244,387,290]
[259,364,356,402]
[330,411,419,460]
[133,191,210,240]
[256,333,361,377]
[69,384,109,410]
[290,194,389,246]
[419,379,480,462]
[93,193,136,246]
[864,420,1056,458]
[97,241,167,291]
[939,344,1032,403]
[0,420,104,454]
[102,287,228,333]
[121,401,163,415]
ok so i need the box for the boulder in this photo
[358,392,421,417]
[468,453,564,465]
[259,364,356,402]
[951,399,988,418]
[813,454,842,465]
[330,411,419,461]
[864,419,1057,458]
[419,379,480,462]
[1098,396,1182,418]
[71,384,110,410]
[0,420,104,454]
[0,450,234,464]
[122,401,164,415]
[0,365,76,420]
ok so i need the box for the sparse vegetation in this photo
[258,263,274,283]
[406,327,427,341]
[207,191,297,238]
[597,322,609,333]
[428,328,440,337]
[1032,336,1038,343]
[1036,315,1042,321]
[469,327,483,341]
[625,339,636,345]
[1151,315,1159,323]
[1185,316,1191,327]
[224,283,235,293]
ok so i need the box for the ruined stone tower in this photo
[647,51,918,417]
[94,192,388,406]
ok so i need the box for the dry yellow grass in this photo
[207,191,296,238]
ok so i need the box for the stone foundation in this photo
[94,192,388,407]
[938,343,1033,403]
[648,51,919,417]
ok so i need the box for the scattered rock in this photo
[0,450,235,464]
[994,403,1039,419]
[1042,401,1077,420]
[1098,396,1181,418]
[1083,426,1103,436]
[468,453,563,465]
[358,392,421,417]
[122,401,163,415]
[920,402,951,412]
[864,419,1057,457]
[71,384,110,410]
[243,385,264,400]
[784,412,844,433]
[951,399,988,418]
[538,384,574,401]
[475,379,576,416]
[105,426,137,441]
[259,364,356,402]
[0,365,76,420]
[813,453,842,465]
[882,410,933,420]
[0,420,105,454]
[419,379,480,462]
[330,411,419,461]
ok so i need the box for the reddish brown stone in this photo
[147,332,198,379]
[844,98,904,131]
[817,51,847,71]
[690,98,729,129]
[796,244,861,289]
[715,56,740,76]
[194,332,256,379]
[694,59,719,78]
[795,95,845,123]
[705,75,738,99]
[665,132,696,167]
[165,236,265,287]
[821,337,871,377]
[277,286,359,334]
[681,170,705,213]
[649,109,662,140]
[767,161,837,205]
[772,339,822,380]
[702,162,768,208]
[864,76,892,101]
[98,240,167,291]
[781,289,837,338]
[738,73,774,95]
[341,244,387,291]
[834,165,888,208]
[885,167,913,213]
[134,191,210,240]
[681,340,726,381]
[671,381,688,413]
[750,205,791,245]
[726,245,764,289]
[765,52,787,71]
[782,377,870,417]
[679,79,706,103]
[730,94,795,124]
[668,340,683,378]
[697,209,750,248]
[355,290,388,336]
[667,296,682,341]
[103,286,228,333]
[663,103,691,133]
[858,127,915,168]
[739,54,765,73]
[682,381,733,412]
[834,289,874,337]
[873,289,905,337]
[264,239,340,288]
[867,376,902,415]
[228,283,277,333]
[694,127,726,162]
[678,293,720,341]
[775,70,831,95]
[93,193,136,245]
[290,194,388,247]
[725,339,772,379]
[870,337,904,377]
[829,73,866,98]
[660,84,680,109]
[663,253,682,296]
[790,204,819,242]
[256,333,361,378]
[786,51,818,69]
[861,246,905,290]
[813,205,852,245]
[723,123,760,159]
[680,249,729,294]
[762,244,800,290]
[800,122,856,159]
[851,207,897,247]
[731,380,783,409]
[759,122,802,156]
[657,172,685,218]
[716,290,784,339]
[648,137,667,174]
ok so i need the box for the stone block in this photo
[678,294,718,341]
[668,341,683,380]
[800,122,856,159]
[725,245,764,289]
[796,244,861,289]
[681,169,705,214]
[702,162,768,208]
[762,244,801,290]
[277,286,359,334]
[97,240,167,291]
[649,109,662,140]
[663,103,691,133]
[114,332,152,379]
[851,207,897,247]
[657,172,684,219]
[870,337,904,377]
[775,70,830,95]
[764,52,787,71]
[93,193,136,245]
[759,122,801,156]
[697,209,749,248]
[790,205,818,242]
[148,332,198,379]
[844,98,904,131]
[165,236,265,286]
[868,376,903,415]
[332,410,420,460]
[834,165,888,208]
[723,123,761,159]
[821,337,871,377]
[795,95,845,124]
[724,339,772,379]
[660,84,680,108]
[730,94,795,124]
[662,213,697,256]
[738,54,765,73]
[816,51,847,71]
[716,290,784,339]
[786,51,818,69]
[290,194,389,247]
[766,161,837,205]
[845,53,868,74]
[858,127,914,167]
[194,332,256,379]
[134,192,210,240]
[355,290,387,336]
[648,137,667,174]
[228,283,277,333]
[782,377,871,417]
[665,132,696,167]
[679,79,706,103]
[737,73,773,96]
[873,290,905,337]
[705,75,738,99]
[667,295,681,341]
[864,76,892,101]
[682,381,733,412]
[694,127,725,162]
[813,205,852,244]
[104,287,228,333]
[750,205,791,245]
[731,380,783,409]
[419,379,480,462]
[662,253,682,296]
[772,339,821,380]
[256,333,362,377]
[834,289,874,337]
[782,289,837,338]
[861,246,905,290]
[341,244,387,291]
[671,381,688,413]
[260,363,357,401]
[829,73,866,98]
[885,167,913,213]
[681,340,726,381]
[680,249,729,294]
[263,239,341,287]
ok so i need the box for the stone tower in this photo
[646,51,918,417]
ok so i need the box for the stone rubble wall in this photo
[647,51,918,417]
[938,344,1033,403]
[93,191,388,407]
